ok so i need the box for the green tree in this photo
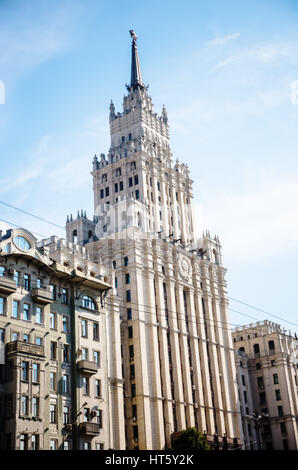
[171,428,211,450]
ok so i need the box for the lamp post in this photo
[245,412,269,450]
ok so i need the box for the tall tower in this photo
[66,31,243,450]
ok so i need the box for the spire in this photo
[129,30,143,89]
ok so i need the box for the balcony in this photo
[0,276,17,295]
[6,341,44,358]
[32,287,53,304]
[79,422,100,436]
[77,360,99,375]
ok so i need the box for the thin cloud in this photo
[207,32,240,46]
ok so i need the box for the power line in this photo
[0,200,64,230]
[228,296,298,328]
[0,217,48,239]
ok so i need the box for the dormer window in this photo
[14,236,31,251]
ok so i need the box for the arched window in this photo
[73,230,77,244]
[253,343,260,354]
[239,347,245,352]
[268,340,275,351]
[82,295,96,310]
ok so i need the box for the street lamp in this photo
[245,411,269,450]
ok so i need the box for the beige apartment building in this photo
[0,227,125,450]
[233,320,298,450]
[65,31,244,449]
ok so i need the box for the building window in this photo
[32,397,39,417]
[23,274,30,290]
[81,320,88,337]
[259,392,266,404]
[63,315,69,333]
[36,278,42,288]
[93,350,100,366]
[131,384,136,397]
[82,295,95,310]
[280,422,287,437]
[96,409,103,428]
[50,404,56,423]
[63,406,70,424]
[32,364,39,383]
[50,341,57,360]
[124,256,129,266]
[0,328,5,342]
[35,337,42,346]
[12,300,19,318]
[128,326,133,338]
[256,362,261,370]
[129,177,133,187]
[133,425,138,442]
[105,187,109,197]
[50,372,56,391]
[82,377,89,395]
[271,360,276,367]
[50,439,57,450]
[93,322,99,341]
[20,434,28,450]
[23,303,30,321]
[13,270,20,286]
[31,435,39,451]
[35,307,43,324]
[241,375,245,386]
[96,443,104,450]
[275,389,281,401]
[120,181,124,191]
[273,373,279,384]
[126,290,131,302]
[81,348,88,360]
[130,364,135,380]
[23,333,29,343]
[282,439,288,450]
[134,174,139,185]
[257,376,264,389]
[62,288,68,304]
[11,332,18,342]
[50,312,56,329]
[21,396,28,416]
[62,375,69,393]
[243,390,247,403]
[125,273,130,284]
[100,189,104,199]
[83,407,90,422]
[49,284,56,300]
[278,405,283,417]
[95,379,101,397]
[21,362,29,382]
[0,297,4,316]
[127,308,132,320]
[129,345,134,360]
[83,442,91,450]
[268,340,275,352]
[63,441,69,450]
[135,189,140,200]
[63,344,69,363]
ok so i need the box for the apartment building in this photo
[0,227,125,450]
[233,320,298,450]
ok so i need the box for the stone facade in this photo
[66,31,243,449]
[0,227,125,450]
[233,320,298,450]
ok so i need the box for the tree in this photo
[171,428,212,450]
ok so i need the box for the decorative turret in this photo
[109,100,116,121]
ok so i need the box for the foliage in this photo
[171,428,212,451]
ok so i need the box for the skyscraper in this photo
[66,31,243,450]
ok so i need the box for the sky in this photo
[0,0,298,332]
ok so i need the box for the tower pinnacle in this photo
[129,29,144,89]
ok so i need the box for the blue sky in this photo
[1,0,298,331]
